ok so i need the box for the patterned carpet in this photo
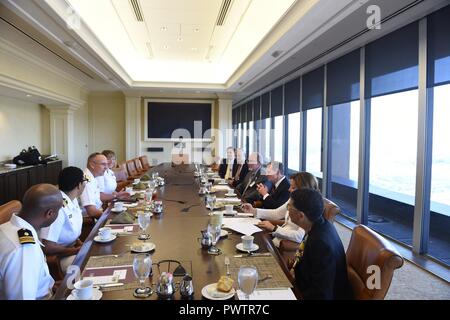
[335,223,450,300]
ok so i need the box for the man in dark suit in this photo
[288,188,352,300]
[218,147,237,180]
[256,161,290,209]
[235,152,271,204]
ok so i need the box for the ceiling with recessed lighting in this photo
[61,0,297,85]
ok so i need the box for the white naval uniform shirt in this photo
[96,168,117,194]
[0,214,54,300]
[80,168,103,209]
[39,191,83,247]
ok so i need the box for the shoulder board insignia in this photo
[84,174,91,182]
[62,198,69,208]
[18,228,35,245]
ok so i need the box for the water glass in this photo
[207,223,222,255]
[206,195,216,212]
[132,254,152,298]
[138,211,151,240]
[238,265,258,300]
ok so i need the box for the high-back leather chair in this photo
[139,155,151,171]
[346,225,404,300]
[323,198,340,223]
[126,160,140,178]
[134,158,145,173]
[0,200,22,224]
[112,164,130,192]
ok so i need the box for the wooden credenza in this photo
[0,160,62,205]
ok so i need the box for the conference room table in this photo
[54,163,297,300]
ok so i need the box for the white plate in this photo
[111,207,127,213]
[131,242,156,253]
[94,234,117,243]
[217,182,229,185]
[67,288,102,300]
[123,203,138,208]
[201,283,235,300]
[236,243,259,252]
[221,210,238,216]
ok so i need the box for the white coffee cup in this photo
[72,279,93,300]
[134,178,140,184]
[220,179,226,184]
[241,235,254,251]
[226,190,236,196]
[114,202,124,211]
[225,204,234,214]
[125,187,133,193]
[98,227,112,240]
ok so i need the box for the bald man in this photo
[80,152,108,219]
[0,184,62,300]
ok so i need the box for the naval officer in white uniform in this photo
[40,167,86,273]
[0,184,62,300]
[96,150,129,202]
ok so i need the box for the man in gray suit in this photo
[235,152,272,204]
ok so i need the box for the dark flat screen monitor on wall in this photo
[146,101,212,139]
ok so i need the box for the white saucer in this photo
[201,283,235,300]
[111,207,127,213]
[67,288,102,300]
[218,182,229,185]
[123,203,138,208]
[236,243,259,252]
[225,193,237,197]
[131,242,156,253]
[220,229,229,238]
[94,234,117,243]
[221,210,238,216]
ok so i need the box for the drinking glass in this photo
[207,223,222,255]
[138,211,151,240]
[238,265,258,300]
[132,254,152,298]
[206,195,216,213]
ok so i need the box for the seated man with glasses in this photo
[40,166,86,273]
[80,152,108,219]
[288,188,352,300]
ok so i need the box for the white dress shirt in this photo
[96,168,117,194]
[263,176,286,200]
[40,191,83,247]
[79,168,102,209]
[0,214,54,300]
[256,200,305,246]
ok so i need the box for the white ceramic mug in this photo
[125,187,133,193]
[114,202,124,211]
[72,279,93,300]
[241,235,254,251]
[225,204,234,214]
[98,227,112,240]
[134,178,140,184]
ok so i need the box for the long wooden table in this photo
[54,163,296,300]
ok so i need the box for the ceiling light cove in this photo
[61,0,297,86]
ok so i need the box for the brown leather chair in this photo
[134,158,145,174]
[112,164,131,191]
[126,160,141,178]
[278,198,341,265]
[346,224,404,300]
[0,200,22,224]
[139,155,151,171]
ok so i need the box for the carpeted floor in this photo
[335,223,450,300]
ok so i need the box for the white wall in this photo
[0,96,50,161]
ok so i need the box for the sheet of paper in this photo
[236,213,254,217]
[223,222,262,236]
[237,288,296,300]
[223,218,261,225]
[212,185,231,191]
[113,269,127,280]
[83,275,118,285]
[216,197,241,204]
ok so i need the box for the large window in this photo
[264,118,271,163]
[287,113,300,171]
[430,83,450,264]
[248,121,255,153]
[368,90,419,246]
[305,108,322,178]
[330,101,360,219]
[273,116,284,162]
[237,123,242,149]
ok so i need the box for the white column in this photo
[217,99,233,159]
[45,105,79,167]
[125,96,141,159]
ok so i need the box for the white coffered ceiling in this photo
[62,0,297,84]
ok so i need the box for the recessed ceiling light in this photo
[194,27,200,32]
[191,47,198,51]
[26,94,32,97]
[238,82,244,86]
[271,50,284,58]
[177,37,183,42]
[163,45,169,49]
[63,40,78,48]
[161,26,167,31]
